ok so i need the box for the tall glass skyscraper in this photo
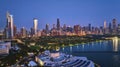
[46,24,49,34]
[33,18,38,35]
[6,11,14,39]
[57,18,60,30]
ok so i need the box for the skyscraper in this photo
[63,24,67,31]
[5,11,14,39]
[10,15,14,38]
[30,27,34,36]
[104,20,107,29]
[108,23,112,34]
[45,24,49,34]
[33,18,38,35]
[21,27,27,38]
[112,19,117,35]
[57,18,60,30]
[117,24,120,35]
[13,25,17,38]
[88,24,91,31]
[74,25,80,35]
[53,24,56,29]
[103,20,107,34]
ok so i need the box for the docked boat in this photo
[35,50,94,67]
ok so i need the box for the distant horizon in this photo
[0,0,120,30]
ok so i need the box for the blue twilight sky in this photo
[0,0,120,30]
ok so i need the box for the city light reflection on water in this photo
[60,37,120,67]
[76,45,79,49]
[112,37,118,52]
[62,47,64,51]
[99,40,102,45]
[82,44,84,49]
[70,46,72,52]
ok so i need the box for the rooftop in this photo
[35,50,94,67]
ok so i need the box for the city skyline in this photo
[1,0,120,30]
[3,12,120,39]
[0,11,120,31]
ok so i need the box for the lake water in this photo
[60,37,120,67]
